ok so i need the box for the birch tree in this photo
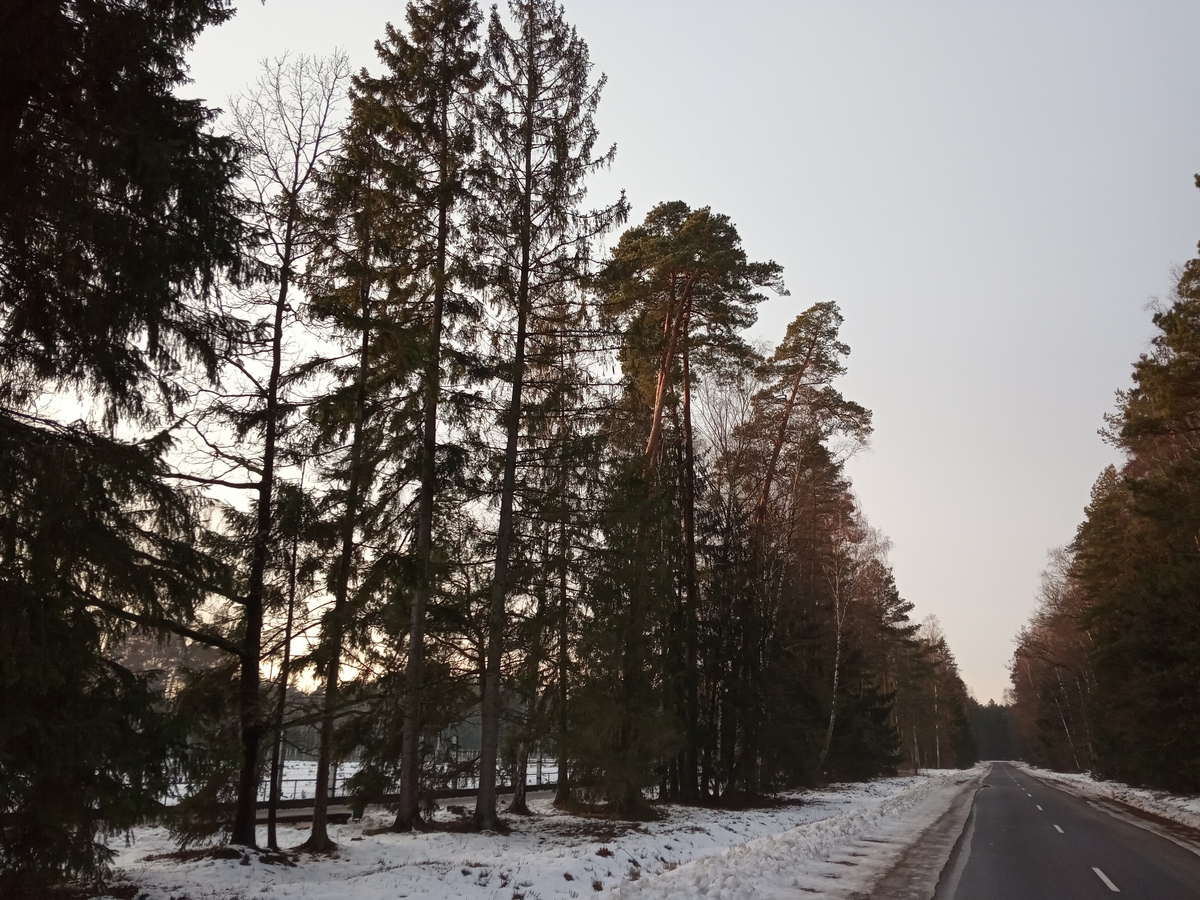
[220,49,350,850]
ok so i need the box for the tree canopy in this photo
[0,1,975,892]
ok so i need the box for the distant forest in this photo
[0,0,977,894]
[1011,207,1200,795]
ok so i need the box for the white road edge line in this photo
[1082,799,1200,860]
[1015,763,1200,864]
[1092,867,1120,892]
[1054,824,1064,833]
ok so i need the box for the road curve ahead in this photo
[935,761,1200,899]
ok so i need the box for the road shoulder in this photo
[868,764,989,900]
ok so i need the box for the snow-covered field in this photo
[102,768,982,900]
[1018,764,1200,832]
[168,758,561,804]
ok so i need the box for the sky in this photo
[187,1,1200,703]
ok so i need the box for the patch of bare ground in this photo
[362,816,513,837]
[25,883,146,900]
[539,817,648,843]
[554,797,663,821]
[142,845,295,867]
[701,791,806,811]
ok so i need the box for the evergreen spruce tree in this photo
[299,63,411,849]
[333,0,483,832]
[0,0,248,890]
[263,476,326,850]
[527,284,610,809]
[470,0,625,830]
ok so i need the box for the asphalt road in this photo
[934,761,1200,899]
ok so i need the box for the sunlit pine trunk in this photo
[642,278,693,478]
[1054,668,1082,770]
[612,282,696,814]
[933,680,941,769]
[678,330,700,802]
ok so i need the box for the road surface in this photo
[934,761,1200,898]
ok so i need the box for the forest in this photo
[1011,205,1200,795]
[0,0,977,893]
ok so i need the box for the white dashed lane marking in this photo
[1054,824,1064,833]
[1093,867,1120,892]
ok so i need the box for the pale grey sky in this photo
[188,1,1200,703]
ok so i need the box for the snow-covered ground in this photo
[1017,764,1200,831]
[102,767,981,900]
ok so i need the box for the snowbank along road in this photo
[105,763,1200,899]
[103,770,982,899]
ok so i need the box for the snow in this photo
[1017,764,1200,832]
[169,758,560,803]
[101,768,981,900]
[162,760,362,805]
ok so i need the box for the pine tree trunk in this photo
[679,333,699,804]
[933,682,941,769]
[642,287,689,477]
[1074,675,1094,767]
[817,597,843,777]
[613,288,695,816]
[1053,670,1081,770]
